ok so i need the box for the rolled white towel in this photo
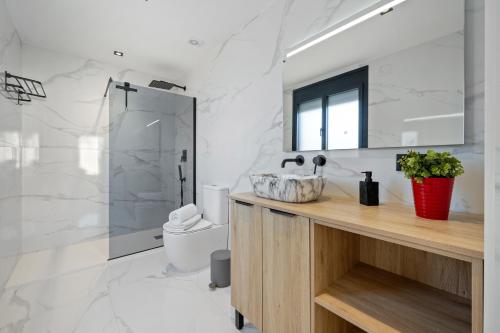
[168,203,198,225]
[166,214,201,231]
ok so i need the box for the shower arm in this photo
[169,83,186,91]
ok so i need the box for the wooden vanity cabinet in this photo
[230,193,484,333]
[230,201,311,333]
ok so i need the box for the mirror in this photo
[283,0,465,151]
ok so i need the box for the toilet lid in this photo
[163,219,213,235]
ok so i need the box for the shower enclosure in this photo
[108,82,195,259]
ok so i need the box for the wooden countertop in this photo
[230,192,484,260]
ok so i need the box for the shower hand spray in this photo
[178,150,188,207]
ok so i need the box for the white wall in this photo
[0,0,22,291]
[187,0,485,215]
[484,0,499,330]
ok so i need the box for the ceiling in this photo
[6,0,269,81]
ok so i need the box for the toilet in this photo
[163,185,229,272]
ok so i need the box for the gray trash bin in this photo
[210,249,231,288]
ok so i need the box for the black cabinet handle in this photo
[269,208,296,217]
[235,200,253,207]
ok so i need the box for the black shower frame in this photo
[192,97,197,205]
[106,83,196,260]
[107,80,197,205]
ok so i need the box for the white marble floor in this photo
[6,239,108,289]
[0,248,259,333]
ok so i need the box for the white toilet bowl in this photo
[163,185,229,272]
[163,221,227,272]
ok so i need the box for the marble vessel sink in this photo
[249,173,326,203]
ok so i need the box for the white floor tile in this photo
[0,248,260,333]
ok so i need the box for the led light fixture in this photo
[285,0,408,59]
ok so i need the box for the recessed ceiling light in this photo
[188,39,203,47]
[113,51,124,57]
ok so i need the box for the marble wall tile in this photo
[22,45,195,254]
[0,0,22,291]
[187,0,484,214]
[20,45,174,253]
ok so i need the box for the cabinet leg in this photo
[235,309,244,330]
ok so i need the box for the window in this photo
[296,98,322,151]
[292,66,368,151]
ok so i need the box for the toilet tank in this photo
[203,185,229,225]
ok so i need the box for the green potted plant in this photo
[399,150,464,220]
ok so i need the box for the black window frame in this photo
[292,66,369,151]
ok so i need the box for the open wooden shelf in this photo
[315,263,471,333]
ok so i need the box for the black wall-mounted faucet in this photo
[281,155,305,168]
[312,155,327,174]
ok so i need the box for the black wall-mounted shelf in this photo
[3,71,47,104]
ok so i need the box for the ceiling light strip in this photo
[285,0,408,59]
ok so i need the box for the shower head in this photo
[148,80,186,91]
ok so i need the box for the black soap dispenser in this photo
[359,171,379,206]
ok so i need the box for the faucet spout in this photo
[281,155,305,168]
[281,159,294,168]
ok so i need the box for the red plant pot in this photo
[411,177,455,220]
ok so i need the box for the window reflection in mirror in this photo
[283,0,465,152]
[327,89,359,150]
[296,98,322,151]
[292,66,368,151]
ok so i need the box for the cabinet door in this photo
[231,200,263,330]
[263,207,310,333]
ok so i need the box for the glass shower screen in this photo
[109,82,195,259]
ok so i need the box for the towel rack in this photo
[2,71,47,105]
